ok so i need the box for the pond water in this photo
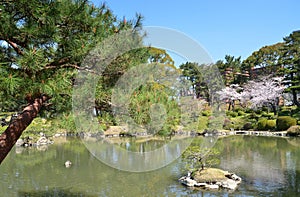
[0,136,300,197]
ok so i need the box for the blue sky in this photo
[92,0,299,63]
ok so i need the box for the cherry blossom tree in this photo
[243,77,285,114]
[216,84,242,111]
[217,76,285,114]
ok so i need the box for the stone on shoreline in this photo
[16,139,24,147]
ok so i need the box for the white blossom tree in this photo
[217,76,285,114]
[216,84,242,110]
[243,77,285,114]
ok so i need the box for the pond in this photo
[0,136,300,196]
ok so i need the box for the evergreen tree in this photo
[0,0,141,163]
[179,62,209,100]
[281,30,300,106]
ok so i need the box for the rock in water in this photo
[16,139,24,147]
[65,160,72,168]
[37,136,48,146]
[179,176,197,187]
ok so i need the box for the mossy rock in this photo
[243,122,253,130]
[192,168,229,183]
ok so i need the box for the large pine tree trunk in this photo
[0,95,48,164]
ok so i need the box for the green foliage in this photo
[237,110,246,116]
[179,62,209,100]
[226,111,238,117]
[52,113,77,133]
[266,120,276,131]
[198,116,208,131]
[276,116,297,131]
[127,83,180,136]
[278,110,291,116]
[215,55,245,85]
[243,43,283,79]
[201,110,211,117]
[257,118,268,130]
[223,118,233,130]
[243,122,253,130]
[182,145,220,172]
[281,31,300,106]
[229,117,246,130]
[261,112,275,119]
[0,0,142,114]
[256,118,276,131]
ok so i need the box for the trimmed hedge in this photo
[266,120,276,131]
[276,116,297,131]
[257,118,267,131]
[226,111,238,117]
[256,118,276,131]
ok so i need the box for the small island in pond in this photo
[179,168,242,190]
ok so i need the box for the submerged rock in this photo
[179,168,242,191]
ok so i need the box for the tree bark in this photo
[0,95,48,164]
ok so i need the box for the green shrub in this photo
[278,110,290,116]
[257,118,268,131]
[247,112,260,120]
[261,112,275,119]
[226,111,238,117]
[201,110,211,117]
[230,117,246,130]
[238,110,246,116]
[255,110,263,115]
[223,118,233,130]
[287,125,300,136]
[198,116,208,131]
[276,116,297,131]
[266,120,276,131]
[245,108,254,113]
[208,116,224,130]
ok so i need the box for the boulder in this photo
[65,160,72,168]
[16,139,24,147]
[37,136,49,146]
[205,184,219,189]
[179,176,197,187]
[222,179,238,190]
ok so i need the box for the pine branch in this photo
[5,39,24,55]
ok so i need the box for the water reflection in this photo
[217,136,300,196]
[84,136,194,172]
[18,188,96,197]
[0,136,299,196]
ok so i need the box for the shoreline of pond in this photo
[14,128,298,149]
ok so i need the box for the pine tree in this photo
[281,30,300,106]
[0,0,141,163]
